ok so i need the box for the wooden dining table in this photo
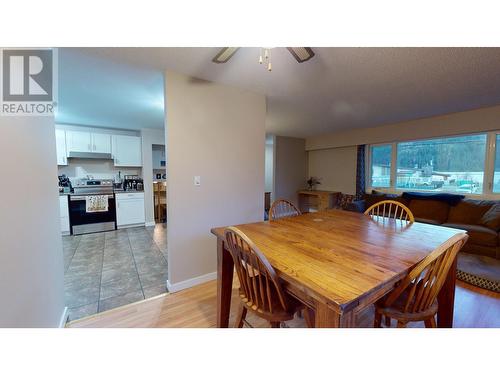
[211,209,466,328]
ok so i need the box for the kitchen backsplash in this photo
[58,158,141,183]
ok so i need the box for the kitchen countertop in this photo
[59,190,144,196]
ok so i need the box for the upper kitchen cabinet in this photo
[91,133,111,153]
[66,130,92,153]
[67,130,111,154]
[55,128,68,165]
[112,135,142,167]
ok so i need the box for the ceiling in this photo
[57,47,500,137]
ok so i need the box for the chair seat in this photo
[375,291,438,322]
[239,288,303,322]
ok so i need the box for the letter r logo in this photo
[2,49,52,102]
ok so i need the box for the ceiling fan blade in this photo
[286,47,315,63]
[212,47,240,63]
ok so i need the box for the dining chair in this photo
[364,199,415,223]
[269,199,301,221]
[374,232,468,328]
[224,226,312,328]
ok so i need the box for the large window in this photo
[370,144,392,187]
[369,133,490,195]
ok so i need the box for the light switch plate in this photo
[194,176,201,186]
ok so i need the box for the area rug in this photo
[456,253,500,293]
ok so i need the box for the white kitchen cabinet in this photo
[112,135,142,167]
[66,130,112,154]
[116,193,145,227]
[91,133,111,153]
[59,195,70,234]
[66,130,92,153]
[55,128,68,165]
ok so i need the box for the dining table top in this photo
[211,209,466,311]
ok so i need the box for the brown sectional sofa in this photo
[347,191,500,259]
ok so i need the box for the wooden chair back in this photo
[224,227,288,314]
[383,233,468,314]
[364,199,415,223]
[269,199,301,221]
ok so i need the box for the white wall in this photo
[165,71,266,289]
[308,146,358,195]
[274,136,307,206]
[0,116,65,327]
[141,128,166,225]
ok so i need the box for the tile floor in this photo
[62,224,168,322]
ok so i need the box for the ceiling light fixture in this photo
[212,47,315,71]
[259,48,273,72]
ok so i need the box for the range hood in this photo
[68,151,113,160]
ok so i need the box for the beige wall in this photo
[141,128,166,225]
[274,136,307,206]
[306,105,500,150]
[308,146,358,195]
[165,71,266,290]
[0,116,65,327]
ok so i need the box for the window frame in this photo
[366,131,499,199]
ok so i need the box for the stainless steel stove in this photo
[69,179,116,235]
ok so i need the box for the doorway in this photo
[152,144,167,223]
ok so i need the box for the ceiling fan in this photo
[212,47,315,71]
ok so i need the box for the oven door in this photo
[69,194,117,235]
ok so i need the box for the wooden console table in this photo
[298,190,339,212]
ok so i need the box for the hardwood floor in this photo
[67,280,500,328]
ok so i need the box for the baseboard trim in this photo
[145,221,156,227]
[117,223,145,229]
[59,306,69,328]
[167,271,217,293]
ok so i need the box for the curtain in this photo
[356,145,366,200]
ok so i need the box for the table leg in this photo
[314,302,356,328]
[216,238,234,328]
[437,255,457,328]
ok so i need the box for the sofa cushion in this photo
[447,199,495,225]
[442,223,498,247]
[479,203,500,231]
[409,199,449,224]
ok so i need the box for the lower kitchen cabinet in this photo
[116,192,145,227]
[59,195,70,234]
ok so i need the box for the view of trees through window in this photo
[396,134,486,194]
[370,134,488,194]
[370,144,392,187]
